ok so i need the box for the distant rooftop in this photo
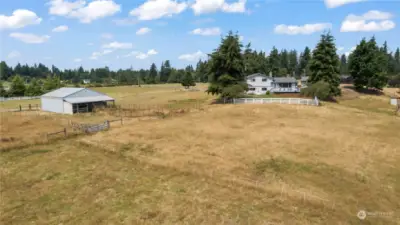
[273,77,297,83]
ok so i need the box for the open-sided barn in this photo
[41,88,114,114]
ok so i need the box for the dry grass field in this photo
[0,83,212,110]
[1,84,399,225]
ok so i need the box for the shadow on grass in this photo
[342,85,384,96]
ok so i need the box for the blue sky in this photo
[1,0,399,71]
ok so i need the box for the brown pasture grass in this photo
[1,85,400,224]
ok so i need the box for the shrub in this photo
[266,91,270,95]
[388,75,400,88]
[301,81,331,100]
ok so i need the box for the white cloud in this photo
[274,23,332,35]
[324,0,366,8]
[103,49,113,55]
[338,46,344,51]
[123,51,140,58]
[147,49,158,55]
[10,33,50,44]
[178,50,206,61]
[221,0,247,13]
[130,0,187,21]
[44,56,53,60]
[48,0,121,23]
[345,46,356,57]
[8,51,21,59]
[87,42,94,46]
[191,27,221,36]
[48,0,85,16]
[340,10,395,32]
[136,27,151,35]
[74,58,82,62]
[113,18,138,26]
[0,9,42,30]
[101,33,113,39]
[89,49,114,60]
[52,25,68,32]
[239,35,244,41]
[123,49,158,59]
[192,0,247,15]
[193,18,215,24]
[102,41,133,49]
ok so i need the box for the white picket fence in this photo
[0,96,40,102]
[233,97,320,106]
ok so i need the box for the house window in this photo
[262,78,267,82]
[262,88,267,91]
[249,88,256,91]
[279,83,291,88]
[252,79,256,82]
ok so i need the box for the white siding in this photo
[247,75,274,95]
[41,97,64,113]
[63,101,73,114]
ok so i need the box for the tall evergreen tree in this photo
[309,32,341,96]
[395,48,400,73]
[339,54,348,74]
[299,47,311,76]
[269,47,280,76]
[0,61,13,80]
[348,37,388,90]
[148,63,157,84]
[206,31,247,99]
[288,50,298,76]
[195,60,208,82]
[160,60,171,83]
[279,49,289,73]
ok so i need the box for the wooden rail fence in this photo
[46,128,67,141]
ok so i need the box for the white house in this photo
[82,79,91,84]
[246,73,299,95]
[300,76,309,88]
[41,87,114,114]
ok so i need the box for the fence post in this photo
[106,120,110,129]
[64,128,67,137]
[29,104,31,110]
[19,105,22,111]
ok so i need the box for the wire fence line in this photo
[231,97,320,106]
[0,96,40,102]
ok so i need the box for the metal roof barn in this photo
[41,88,114,114]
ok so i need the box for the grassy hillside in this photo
[1,85,399,224]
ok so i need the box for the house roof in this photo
[300,76,309,81]
[273,77,297,83]
[42,88,85,98]
[246,73,271,79]
[64,96,114,104]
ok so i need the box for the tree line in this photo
[205,31,400,100]
[1,31,399,97]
